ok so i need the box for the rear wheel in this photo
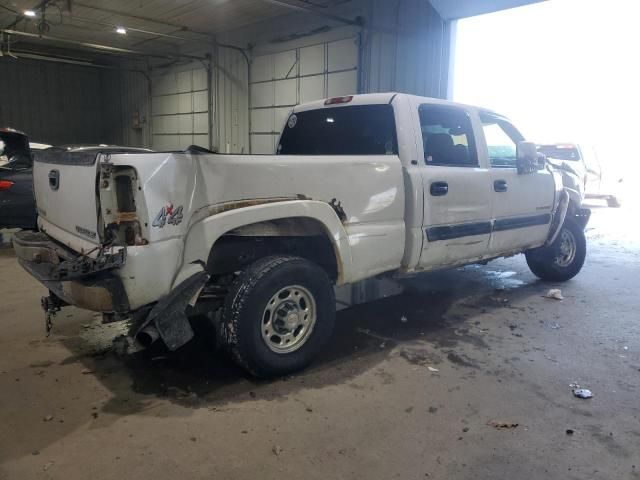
[219,255,335,377]
[525,218,586,282]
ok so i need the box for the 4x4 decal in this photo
[152,203,183,228]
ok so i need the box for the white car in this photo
[583,154,625,208]
[537,143,587,205]
[13,93,590,376]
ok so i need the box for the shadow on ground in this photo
[54,264,546,416]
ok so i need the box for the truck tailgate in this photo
[33,149,101,246]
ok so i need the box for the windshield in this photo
[538,145,582,161]
[277,105,398,156]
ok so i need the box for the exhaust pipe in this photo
[136,325,160,347]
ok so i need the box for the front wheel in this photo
[219,255,335,377]
[525,218,586,282]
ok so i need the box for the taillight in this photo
[324,95,353,105]
[0,180,14,191]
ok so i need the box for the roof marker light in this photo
[324,95,353,105]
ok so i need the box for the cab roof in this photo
[292,92,500,118]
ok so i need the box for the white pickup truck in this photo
[13,93,590,377]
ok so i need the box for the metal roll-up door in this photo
[151,67,209,151]
[250,36,359,154]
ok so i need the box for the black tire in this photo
[219,255,335,377]
[607,196,622,208]
[525,218,586,282]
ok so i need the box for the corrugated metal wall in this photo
[0,1,450,153]
[102,70,151,148]
[213,0,451,154]
[0,58,106,145]
[215,46,250,154]
[362,0,451,98]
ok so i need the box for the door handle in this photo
[494,179,508,192]
[430,181,449,196]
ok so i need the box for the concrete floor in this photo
[1,202,639,480]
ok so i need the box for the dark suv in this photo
[0,128,50,229]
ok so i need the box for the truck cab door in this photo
[479,112,555,255]
[412,101,493,270]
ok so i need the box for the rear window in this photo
[277,105,398,156]
[538,144,582,161]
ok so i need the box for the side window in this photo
[419,104,478,167]
[480,113,524,168]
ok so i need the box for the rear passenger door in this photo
[479,112,555,254]
[414,101,494,269]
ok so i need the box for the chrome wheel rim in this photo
[555,228,577,267]
[261,285,317,354]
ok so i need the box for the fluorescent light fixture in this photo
[115,26,127,35]
[24,10,36,17]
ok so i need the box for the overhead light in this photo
[115,26,127,35]
[24,10,36,17]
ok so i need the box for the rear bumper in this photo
[13,231,130,313]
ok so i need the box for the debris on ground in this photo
[81,368,93,374]
[569,382,581,389]
[43,415,53,422]
[544,289,564,300]
[272,445,283,456]
[427,366,439,373]
[566,429,574,435]
[43,461,54,471]
[573,388,593,399]
[400,316,408,323]
[488,420,519,429]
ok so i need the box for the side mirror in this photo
[516,141,541,174]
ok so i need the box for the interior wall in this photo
[0,1,450,154]
[214,0,451,154]
[149,61,210,151]
[215,2,366,154]
[363,0,451,98]
[0,57,106,145]
[102,70,151,148]
[215,46,250,154]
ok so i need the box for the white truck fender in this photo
[546,189,570,246]
[172,200,354,288]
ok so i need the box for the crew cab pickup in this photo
[13,93,590,377]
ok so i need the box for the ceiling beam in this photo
[71,2,215,40]
[1,29,208,61]
[258,0,362,26]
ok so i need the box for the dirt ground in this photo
[1,201,639,480]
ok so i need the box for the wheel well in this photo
[206,218,339,282]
